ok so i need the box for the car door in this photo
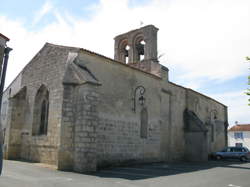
[231,147,242,158]
[223,147,233,158]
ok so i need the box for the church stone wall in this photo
[76,50,228,166]
[1,74,22,130]
[185,89,227,157]
[3,44,79,165]
[72,85,99,172]
[1,42,228,171]
[78,52,163,167]
[164,83,187,161]
[58,85,75,170]
[19,44,77,164]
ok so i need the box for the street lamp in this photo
[132,85,146,112]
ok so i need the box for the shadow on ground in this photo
[92,160,250,180]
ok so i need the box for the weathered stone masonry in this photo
[1,25,228,172]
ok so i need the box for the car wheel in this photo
[240,156,247,162]
[216,155,222,160]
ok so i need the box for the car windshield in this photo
[221,148,228,152]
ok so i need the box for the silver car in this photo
[212,146,250,162]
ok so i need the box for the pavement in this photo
[1,160,250,187]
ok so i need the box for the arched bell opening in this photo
[118,39,130,64]
[134,35,146,62]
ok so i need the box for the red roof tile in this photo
[228,124,250,131]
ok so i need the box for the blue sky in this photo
[0,0,249,125]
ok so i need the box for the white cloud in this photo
[32,1,53,25]
[0,0,250,124]
[210,91,250,126]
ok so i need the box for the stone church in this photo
[1,25,228,172]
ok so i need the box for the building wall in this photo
[2,44,79,164]
[1,74,22,130]
[186,89,227,153]
[1,44,228,171]
[77,52,164,167]
[75,50,227,167]
[161,83,186,161]
[228,131,250,149]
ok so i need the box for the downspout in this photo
[0,34,11,176]
[0,47,12,112]
[224,106,229,146]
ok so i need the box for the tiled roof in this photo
[0,33,10,41]
[228,124,250,131]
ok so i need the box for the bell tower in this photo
[114,25,158,64]
[114,25,165,78]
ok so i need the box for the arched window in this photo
[32,85,49,135]
[118,39,129,64]
[134,35,145,62]
[39,99,49,134]
[140,108,148,138]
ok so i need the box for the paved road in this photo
[1,160,250,187]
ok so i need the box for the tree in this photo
[246,57,250,106]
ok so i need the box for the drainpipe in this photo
[224,106,229,146]
[0,47,12,112]
[0,34,11,175]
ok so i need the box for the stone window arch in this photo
[32,85,49,135]
[133,34,145,62]
[118,39,129,64]
[140,107,148,138]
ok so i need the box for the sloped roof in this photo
[228,124,250,131]
[0,33,9,41]
[47,43,162,80]
[2,42,227,109]
[4,42,160,93]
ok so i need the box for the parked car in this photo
[212,146,250,162]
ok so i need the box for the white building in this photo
[228,124,250,149]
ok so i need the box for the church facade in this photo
[1,25,228,172]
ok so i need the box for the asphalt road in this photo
[1,160,250,187]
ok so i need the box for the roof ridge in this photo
[45,43,161,79]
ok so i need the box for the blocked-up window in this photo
[210,110,217,143]
[234,132,243,139]
[140,108,148,138]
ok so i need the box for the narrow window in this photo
[125,45,130,64]
[32,85,49,136]
[210,110,217,142]
[211,124,214,142]
[118,40,129,63]
[136,40,145,62]
[140,108,148,138]
[39,99,49,135]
